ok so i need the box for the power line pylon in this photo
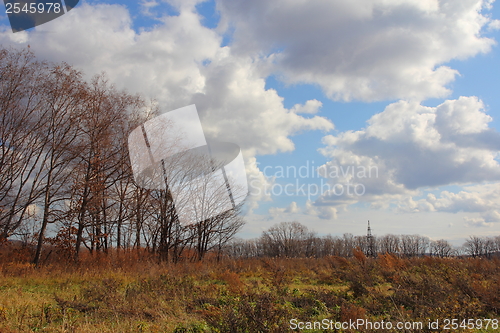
[367,220,376,257]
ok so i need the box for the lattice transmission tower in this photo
[366,220,376,257]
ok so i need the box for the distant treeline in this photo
[224,221,500,259]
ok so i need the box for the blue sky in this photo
[1,0,500,244]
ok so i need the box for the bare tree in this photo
[341,233,355,257]
[464,235,485,258]
[1,48,247,264]
[430,239,454,257]
[483,237,497,258]
[32,64,85,265]
[224,238,258,258]
[0,48,48,239]
[378,234,400,255]
[399,235,429,257]
[494,236,500,255]
[126,107,247,262]
[70,75,144,259]
[260,221,316,257]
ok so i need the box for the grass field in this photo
[0,251,499,332]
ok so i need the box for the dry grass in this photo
[0,252,499,332]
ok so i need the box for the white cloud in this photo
[264,95,500,221]
[218,0,496,101]
[269,201,300,217]
[245,157,274,213]
[412,184,500,224]
[1,0,499,232]
[140,0,160,17]
[190,50,334,155]
[435,98,492,135]
[286,201,300,213]
[488,19,500,30]
[268,199,342,220]
[305,199,340,220]
[290,99,323,114]
[464,217,494,227]
[320,97,500,192]
[164,0,205,11]
[0,2,333,175]
[313,96,500,219]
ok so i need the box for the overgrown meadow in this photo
[1,247,499,332]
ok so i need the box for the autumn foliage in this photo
[1,250,500,332]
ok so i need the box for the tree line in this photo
[0,47,244,265]
[224,221,500,259]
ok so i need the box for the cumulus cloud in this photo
[407,184,500,225]
[464,217,493,227]
[488,19,500,30]
[245,157,274,213]
[269,201,300,217]
[312,96,500,219]
[140,0,160,17]
[268,199,343,221]
[190,53,334,155]
[0,1,332,174]
[1,0,499,226]
[305,200,340,220]
[320,97,500,191]
[218,0,496,101]
[290,99,322,114]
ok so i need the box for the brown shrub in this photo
[340,303,366,322]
